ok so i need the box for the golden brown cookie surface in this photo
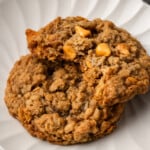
[5,55,125,145]
[26,17,150,106]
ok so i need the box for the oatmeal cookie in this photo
[5,54,125,145]
[26,16,150,106]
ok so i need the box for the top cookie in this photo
[26,16,150,106]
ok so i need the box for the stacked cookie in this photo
[5,17,150,145]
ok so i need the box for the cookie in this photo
[26,16,150,106]
[5,54,125,145]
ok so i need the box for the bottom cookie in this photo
[5,54,125,145]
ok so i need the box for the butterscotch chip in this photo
[63,44,76,60]
[116,43,130,55]
[95,43,111,56]
[5,55,125,145]
[26,16,150,106]
[75,25,91,37]
[125,77,137,85]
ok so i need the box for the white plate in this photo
[0,0,150,149]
